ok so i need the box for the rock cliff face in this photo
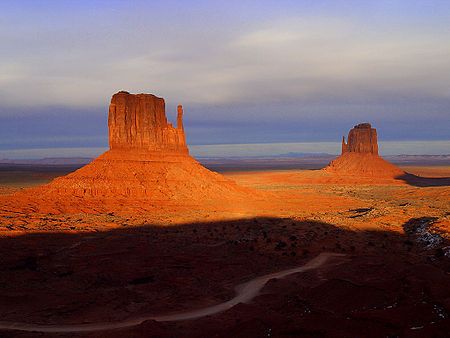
[327,123,403,178]
[7,91,256,215]
[341,123,378,155]
[108,91,187,153]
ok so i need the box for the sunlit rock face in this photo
[5,91,255,215]
[341,123,378,155]
[328,123,404,178]
[108,91,187,153]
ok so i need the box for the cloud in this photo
[1,11,449,113]
[0,2,448,148]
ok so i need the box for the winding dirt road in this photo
[0,252,345,333]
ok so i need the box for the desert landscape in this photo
[0,91,449,338]
[1,2,450,337]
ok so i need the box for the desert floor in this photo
[0,165,449,337]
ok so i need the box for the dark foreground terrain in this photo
[0,217,449,337]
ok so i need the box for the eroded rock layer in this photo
[342,123,378,155]
[325,152,404,178]
[108,91,187,153]
[37,151,238,198]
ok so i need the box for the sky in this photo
[0,0,449,157]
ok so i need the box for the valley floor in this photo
[0,165,449,337]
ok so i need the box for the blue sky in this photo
[0,0,449,156]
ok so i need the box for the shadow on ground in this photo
[0,217,449,338]
[397,173,450,187]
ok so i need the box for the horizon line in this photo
[1,140,450,160]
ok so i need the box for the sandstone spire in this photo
[177,105,184,131]
[341,136,347,154]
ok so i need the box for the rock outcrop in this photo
[341,123,378,155]
[7,91,256,215]
[108,91,187,153]
[326,123,404,178]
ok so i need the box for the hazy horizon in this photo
[1,140,449,160]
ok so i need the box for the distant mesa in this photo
[341,123,378,155]
[9,91,254,214]
[325,123,404,178]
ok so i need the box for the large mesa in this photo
[326,123,404,178]
[6,91,255,215]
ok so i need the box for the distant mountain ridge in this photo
[0,157,93,166]
[1,154,449,168]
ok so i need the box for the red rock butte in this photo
[6,92,256,215]
[341,123,378,155]
[108,91,188,153]
[325,123,404,178]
